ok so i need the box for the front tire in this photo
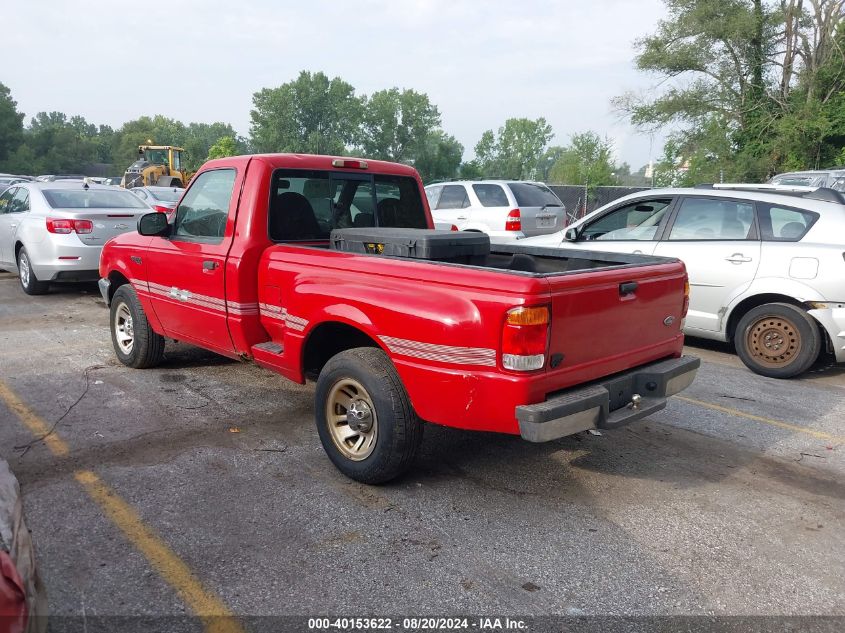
[734,302,820,378]
[315,347,423,484]
[17,247,49,295]
[110,284,165,369]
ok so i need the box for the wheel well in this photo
[726,293,806,342]
[107,271,130,303]
[303,322,381,380]
[14,241,23,259]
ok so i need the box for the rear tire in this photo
[315,347,423,484]
[734,302,820,378]
[110,284,165,369]
[17,248,49,295]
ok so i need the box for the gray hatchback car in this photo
[0,181,150,294]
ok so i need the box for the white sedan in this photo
[520,185,845,378]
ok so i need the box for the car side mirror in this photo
[138,212,171,237]
[564,227,579,241]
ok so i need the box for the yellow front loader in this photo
[122,145,193,189]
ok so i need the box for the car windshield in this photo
[508,183,562,207]
[149,189,183,202]
[770,175,826,187]
[43,189,148,209]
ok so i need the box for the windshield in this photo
[149,189,183,202]
[508,183,562,207]
[144,149,169,164]
[43,189,148,209]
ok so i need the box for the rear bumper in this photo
[516,356,700,442]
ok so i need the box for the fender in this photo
[722,276,827,335]
[102,244,165,335]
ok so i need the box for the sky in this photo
[1,0,669,168]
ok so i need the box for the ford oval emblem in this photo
[663,316,676,326]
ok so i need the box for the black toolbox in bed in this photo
[330,228,490,263]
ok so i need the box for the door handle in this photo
[725,253,752,264]
[456,216,468,220]
[9,223,17,229]
[619,281,638,296]
[202,260,219,270]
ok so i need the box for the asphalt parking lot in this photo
[1,271,844,627]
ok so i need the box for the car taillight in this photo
[505,208,522,232]
[502,305,549,371]
[46,218,93,234]
[682,278,690,318]
[153,205,170,214]
[450,224,458,231]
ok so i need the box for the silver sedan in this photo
[0,181,151,295]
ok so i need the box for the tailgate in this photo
[546,261,686,375]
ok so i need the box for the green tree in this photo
[616,0,845,178]
[250,71,363,155]
[473,118,554,179]
[207,136,239,160]
[0,83,25,169]
[548,132,616,188]
[360,88,442,162]
[412,131,463,183]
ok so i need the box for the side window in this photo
[757,204,818,241]
[425,185,443,209]
[173,169,236,241]
[668,197,755,241]
[581,198,672,241]
[10,188,30,213]
[0,188,17,214]
[472,184,509,207]
[437,185,469,210]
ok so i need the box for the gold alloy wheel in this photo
[114,302,135,355]
[746,315,800,368]
[325,378,378,461]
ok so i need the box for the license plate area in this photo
[536,215,555,228]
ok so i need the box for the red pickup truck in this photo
[98,154,699,483]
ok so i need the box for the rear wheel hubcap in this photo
[747,317,800,367]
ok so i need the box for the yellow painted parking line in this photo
[0,380,244,633]
[676,395,844,443]
[0,381,69,456]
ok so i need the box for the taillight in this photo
[502,305,549,371]
[450,224,458,231]
[505,208,522,232]
[682,278,690,318]
[46,218,93,234]
[153,205,170,214]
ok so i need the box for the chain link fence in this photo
[548,185,650,225]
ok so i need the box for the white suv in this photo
[424,180,565,241]
[520,184,845,378]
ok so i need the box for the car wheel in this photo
[734,302,821,378]
[315,347,423,484]
[16,248,49,295]
[110,284,165,369]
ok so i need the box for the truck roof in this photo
[200,153,420,178]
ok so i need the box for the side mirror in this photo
[138,212,171,237]
[564,227,579,241]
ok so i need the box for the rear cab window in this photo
[757,204,819,241]
[268,169,426,242]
